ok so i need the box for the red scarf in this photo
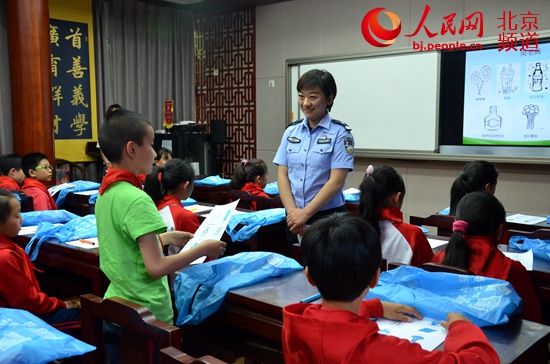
[0,176,21,191]
[99,168,142,195]
[22,178,58,210]
[0,234,41,281]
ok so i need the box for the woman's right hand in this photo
[440,312,471,330]
[199,239,227,258]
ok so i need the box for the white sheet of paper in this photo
[18,224,62,237]
[65,237,99,249]
[503,249,534,271]
[180,200,239,264]
[48,183,76,196]
[343,187,360,195]
[73,189,99,196]
[427,237,447,250]
[375,316,447,351]
[184,204,214,214]
[506,213,546,225]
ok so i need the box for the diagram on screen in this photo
[526,61,549,93]
[499,63,519,94]
[484,105,502,131]
[522,104,539,129]
[471,65,492,95]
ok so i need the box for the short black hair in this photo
[0,154,23,175]
[144,158,195,204]
[450,161,498,215]
[302,213,382,302]
[155,147,174,162]
[297,69,337,112]
[21,152,49,178]
[98,109,152,164]
[0,189,16,224]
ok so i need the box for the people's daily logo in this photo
[361,7,401,48]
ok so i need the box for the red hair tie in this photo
[452,220,469,234]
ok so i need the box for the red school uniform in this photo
[0,175,21,191]
[21,178,58,211]
[241,182,270,211]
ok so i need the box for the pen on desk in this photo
[79,238,96,245]
[301,293,321,303]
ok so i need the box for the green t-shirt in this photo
[96,181,171,322]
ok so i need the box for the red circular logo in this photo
[361,7,401,47]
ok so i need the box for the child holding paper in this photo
[282,213,499,363]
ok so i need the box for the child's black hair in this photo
[359,165,405,236]
[99,109,152,164]
[449,161,498,215]
[144,158,195,204]
[229,158,268,190]
[442,191,506,269]
[302,213,381,302]
[0,154,23,175]
[155,148,174,163]
[21,152,49,178]
[0,189,16,224]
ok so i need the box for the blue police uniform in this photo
[273,112,355,213]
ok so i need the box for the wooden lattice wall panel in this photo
[194,9,256,177]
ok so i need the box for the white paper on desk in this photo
[180,200,239,264]
[18,224,63,237]
[48,183,76,196]
[73,189,99,196]
[184,204,214,214]
[427,237,447,250]
[506,213,546,225]
[65,237,99,249]
[343,187,360,195]
[375,316,447,351]
[503,249,534,271]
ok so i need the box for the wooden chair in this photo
[80,293,181,364]
[409,214,455,237]
[55,158,87,182]
[158,347,227,364]
[507,228,550,242]
[11,190,34,212]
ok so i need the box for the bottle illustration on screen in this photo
[500,64,515,94]
[484,106,502,131]
[472,65,492,95]
[522,104,539,129]
[532,62,543,92]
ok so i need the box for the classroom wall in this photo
[255,0,550,220]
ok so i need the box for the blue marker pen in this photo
[301,293,321,303]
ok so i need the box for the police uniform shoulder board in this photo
[331,119,352,131]
[286,119,303,129]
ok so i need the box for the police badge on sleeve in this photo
[344,137,354,154]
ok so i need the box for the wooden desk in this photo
[190,184,230,204]
[13,235,108,298]
[183,271,550,364]
[62,191,97,216]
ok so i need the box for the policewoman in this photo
[273,69,355,247]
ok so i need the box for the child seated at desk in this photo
[154,147,174,167]
[433,191,542,323]
[449,161,498,215]
[229,158,269,210]
[0,154,25,191]
[143,158,200,254]
[359,164,433,266]
[21,152,58,211]
[0,189,80,333]
[282,213,499,363]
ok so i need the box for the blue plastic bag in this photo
[25,215,97,261]
[174,252,302,325]
[263,181,279,195]
[54,180,101,208]
[226,208,286,241]
[193,175,230,186]
[509,235,550,261]
[21,209,79,227]
[0,308,95,364]
[366,265,522,327]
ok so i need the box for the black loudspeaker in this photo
[211,119,227,144]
